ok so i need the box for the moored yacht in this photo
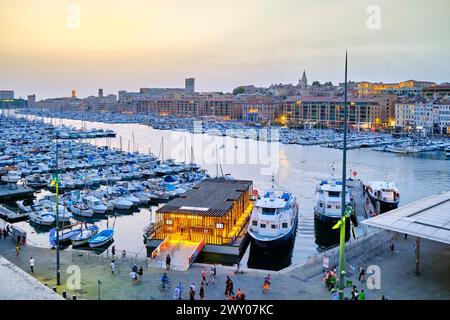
[366,181,400,213]
[248,183,299,248]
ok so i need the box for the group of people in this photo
[224,275,245,300]
[128,263,144,284]
[323,268,337,292]
[0,225,10,239]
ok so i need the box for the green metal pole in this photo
[338,51,348,300]
[55,137,61,285]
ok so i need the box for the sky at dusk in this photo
[1,0,449,99]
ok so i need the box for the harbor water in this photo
[9,113,450,270]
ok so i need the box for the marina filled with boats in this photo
[0,114,208,250]
[16,109,450,152]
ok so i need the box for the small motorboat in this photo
[112,197,133,210]
[29,210,55,226]
[88,229,114,248]
[69,203,95,218]
[49,227,82,247]
[71,225,99,246]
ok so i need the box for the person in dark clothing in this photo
[199,283,205,300]
[228,279,235,296]
[166,254,171,270]
[111,245,116,256]
[358,266,365,283]
[189,287,195,300]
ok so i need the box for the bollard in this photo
[62,291,67,299]
[52,287,57,292]
[73,295,77,300]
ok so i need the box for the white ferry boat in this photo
[248,182,298,248]
[314,169,351,226]
[366,181,400,213]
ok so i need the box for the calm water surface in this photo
[11,114,450,269]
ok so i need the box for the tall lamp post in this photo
[337,51,349,300]
[53,134,61,285]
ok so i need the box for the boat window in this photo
[327,205,332,209]
[260,223,266,228]
[319,202,323,208]
[328,191,340,197]
[252,220,257,226]
[282,223,288,228]
[262,208,276,215]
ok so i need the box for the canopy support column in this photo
[415,237,421,276]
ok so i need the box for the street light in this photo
[337,51,349,300]
[51,134,61,286]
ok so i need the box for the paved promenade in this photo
[0,230,448,300]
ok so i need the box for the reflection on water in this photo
[6,113,450,269]
[247,236,295,271]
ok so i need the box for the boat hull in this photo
[314,208,341,226]
[249,213,298,249]
[367,193,399,213]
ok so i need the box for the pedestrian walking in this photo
[199,283,205,300]
[29,257,35,273]
[121,249,126,258]
[351,286,358,300]
[0,228,2,239]
[359,289,365,300]
[15,243,20,256]
[237,288,242,300]
[129,270,138,284]
[228,278,235,296]
[111,260,116,274]
[358,265,365,283]
[225,276,232,298]
[189,286,195,300]
[111,245,116,256]
[177,282,183,300]
[2,228,6,239]
[208,267,216,285]
[390,241,395,252]
[132,263,138,273]
[138,266,144,283]
[201,268,207,284]
[174,285,181,300]
[166,254,171,270]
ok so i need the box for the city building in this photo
[241,96,281,123]
[0,90,14,100]
[422,84,450,98]
[358,80,435,97]
[282,97,383,129]
[185,78,195,94]
[27,94,36,108]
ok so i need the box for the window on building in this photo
[252,220,257,226]
[260,223,266,228]
[282,223,288,228]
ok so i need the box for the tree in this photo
[312,81,321,87]
[325,81,333,86]
[233,87,245,95]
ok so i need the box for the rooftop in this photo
[157,178,253,217]
[361,191,450,244]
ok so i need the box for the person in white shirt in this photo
[111,260,116,274]
[29,257,35,273]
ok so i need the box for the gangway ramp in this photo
[149,236,205,271]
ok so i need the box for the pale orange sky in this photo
[1,0,449,99]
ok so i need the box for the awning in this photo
[361,191,450,244]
